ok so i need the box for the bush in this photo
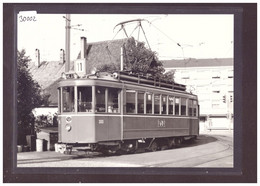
[34,112,58,133]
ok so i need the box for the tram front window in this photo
[62,86,74,112]
[96,87,106,112]
[108,88,119,113]
[78,87,92,112]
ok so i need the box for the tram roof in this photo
[58,72,196,98]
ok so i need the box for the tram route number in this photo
[157,119,166,128]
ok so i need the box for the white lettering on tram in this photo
[158,119,166,128]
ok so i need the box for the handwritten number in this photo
[19,15,36,22]
[19,16,22,22]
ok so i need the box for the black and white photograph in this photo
[3,3,257,183]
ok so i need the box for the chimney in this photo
[80,36,87,59]
[35,49,40,67]
[60,49,65,64]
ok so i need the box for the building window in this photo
[181,98,187,116]
[162,95,167,114]
[62,86,75,112]
[126,90,136,113]
[154,94,160,114]
[78,86,92,112]
[175,98,180,115]
[146,93,153,114]
[107,88,120,113]
[138,92,145,114]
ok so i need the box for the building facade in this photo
[163,58,233,130]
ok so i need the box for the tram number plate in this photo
[157,119,166,128]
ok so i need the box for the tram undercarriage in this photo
[58,135,197,155]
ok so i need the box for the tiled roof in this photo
[29,38,129,106]
[163,58,233,68]
[78,38,129,73]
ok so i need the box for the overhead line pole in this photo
[65,14,71,72]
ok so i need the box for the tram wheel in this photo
[176,138,182,147]
[149,141,158,152]
[167,138,176,149]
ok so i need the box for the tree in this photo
[17,49,49,145]
[96,37,175,81]
[123,37,165,78]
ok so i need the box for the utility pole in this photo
[65,14,71,72]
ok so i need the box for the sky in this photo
[17,13,234,62]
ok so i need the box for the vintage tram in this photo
[57,71,199,154]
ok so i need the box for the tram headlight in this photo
[113,72,118,79]
[65,124,72,132]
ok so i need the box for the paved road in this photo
[17,131,233,168]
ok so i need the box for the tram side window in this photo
[62,86,74,112]
[162,95,167,114]
[126,90,136,113]
[108,88,120,113]
[181,98,187,116]
[168,96,174,115]
[138,92,144,114]
[188,99,193,116]
[78,87,92,112]
[154,94,160,114]
[175,98,180,115]
[146,93,152,114]
[96,87,106,112]
[193,100,198,116]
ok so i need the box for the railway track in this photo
[17,134,233,167]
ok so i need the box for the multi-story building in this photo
[163,58,233,130]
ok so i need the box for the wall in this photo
[165,65,233,130]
